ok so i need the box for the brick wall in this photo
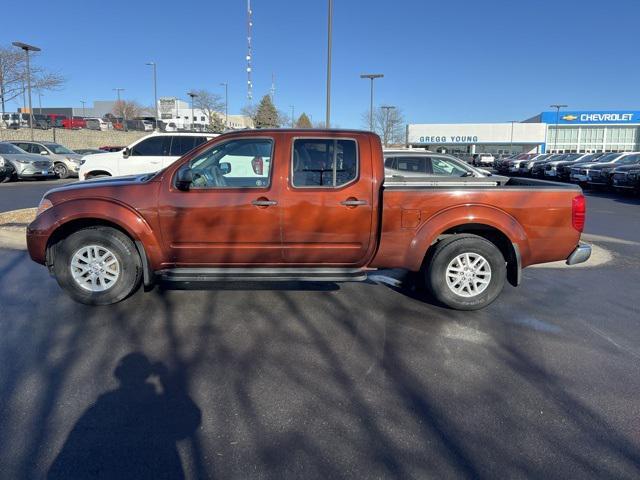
[0,128,147,150]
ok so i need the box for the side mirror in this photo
[40,150,48,155]
[176,166,193,191]
[122,147,130,159]
[219,162,231,175]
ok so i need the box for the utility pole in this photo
[325,0,333,127]
[13,42,41,140]
[550,104,567,153]
[80,100,86,117]
[290,105,295,127]
[146,62,159,130]
[509,120,516,153]
[220,82,228,128]
[188,92,198,130]
[37,91,43,114]
[360,73,384,131]
[113,88,125,130]
[246,0,253,102]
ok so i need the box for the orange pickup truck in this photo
[27,129,590,310]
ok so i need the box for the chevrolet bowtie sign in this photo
[542,111,639,125]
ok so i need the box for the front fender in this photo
[403,204,531,271]
[27,198,163,269]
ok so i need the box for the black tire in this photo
[1,174,13,183]
[54,162,69,179]
[424,234,506,310]
[53,226,142,305]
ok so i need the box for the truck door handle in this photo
[252,198,277,207]
[340,198,367,207]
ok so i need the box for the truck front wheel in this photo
[424,234,506,310]
[53,226,142,305]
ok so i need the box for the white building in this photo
[158,97,253,130]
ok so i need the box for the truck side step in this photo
[156,267,368,283]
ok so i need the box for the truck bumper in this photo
[566,243,591,265]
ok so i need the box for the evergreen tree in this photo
[254,95,279,128]
[295,112,312,128]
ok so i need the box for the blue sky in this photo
[4,0,639,127]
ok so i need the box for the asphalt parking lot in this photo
[0,182,639,479]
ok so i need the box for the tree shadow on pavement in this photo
[47,352,201,480]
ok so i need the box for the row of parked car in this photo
[491,151,640,193]
[1,113,158,132]
[0,141,123,182]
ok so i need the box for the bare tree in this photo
[0,45,66,117]
[112,100,144,121]
[190,89,224,129]
[362,106,406,146]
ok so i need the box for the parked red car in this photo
[61,117,87,129]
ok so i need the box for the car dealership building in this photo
[406,110,640,154]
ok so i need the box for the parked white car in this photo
[78,132,215,180]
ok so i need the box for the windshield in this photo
[46,143,75,154]
[617,155,640,165]
[595,153,621,163]
[0,143,27,154]
[563,154,582,161]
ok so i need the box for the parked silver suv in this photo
[0,142,55,181]
[9,141,82,179]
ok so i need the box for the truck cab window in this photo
[292,139,358,187]
[186,138,273,189]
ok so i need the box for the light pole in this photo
[325,0,333,128]
[146,62,159,130]
[187,92,198,130]
[80,100,86,117]
[290,105,295,127]
[509,120,517,153]
[37,91,43,114]
[12,41,41,140]
[381,105,395,146]
[113,88,125,129]
[550,104,567,153]
[220,82,228,128]
[360,73,384,131]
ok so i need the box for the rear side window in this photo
[131,136,171,156]
[170,136,197,156]
[393,156,426,173]
[384,158,396,168]
[430,156,470,176]
[292,138,358,187]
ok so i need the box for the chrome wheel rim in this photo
[445,252,492,298]
[54,163,67,176]
[70,245,120,292]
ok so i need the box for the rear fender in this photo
[404,204,531,271]
[29,198,163,270]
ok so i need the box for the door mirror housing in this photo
[219,162,231,175]
[122,147,130,159]
[40,150,48,155]
[176,165,193,191]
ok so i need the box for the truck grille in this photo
[612,173,626,182]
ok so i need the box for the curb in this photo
[0,228,27,250]
[0,208,35,251]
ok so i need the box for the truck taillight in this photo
[252,156,263,175]
[572,195,586,232]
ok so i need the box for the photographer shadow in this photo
[48,353,201,480]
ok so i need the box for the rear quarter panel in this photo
[371,186,582,271]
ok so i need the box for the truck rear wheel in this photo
[53,227,142,305]
[424,234,506,310]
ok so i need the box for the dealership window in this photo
[292,139,358,187]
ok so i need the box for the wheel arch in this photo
[405,204,530,287]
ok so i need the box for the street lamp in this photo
[187,92,198,130]
[325,0,333,128]
[113,88,125,129]
[509,120,517,153]
[37,91,43,114]
[220,82,228,128]
[381,105,395,146]
[360,73,384,131]
[289,105,295,127]
[80,100,86,117]
[550,104,568,153]
[12,41,41,140]
[146,62,159,131]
